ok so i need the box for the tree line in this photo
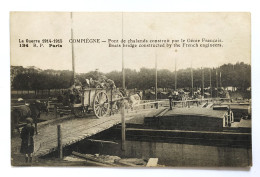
[11,62,251,93]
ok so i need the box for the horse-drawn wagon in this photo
[71,88,123,118]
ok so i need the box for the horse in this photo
[128,91,143,109]
[57,90,79,106]
[11,101,43,136]
[29,101,43,134]
[116,90,143,110]
[11,105,31,136]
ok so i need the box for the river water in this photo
[74,139,251,167]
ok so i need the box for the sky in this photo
[10,12,251,73]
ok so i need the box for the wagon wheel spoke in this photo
[98,102,107,116]
[101,105,107,114]
[99,92,105,102]
[101,94,106,103]
[101,106,107,115]
[99,106,103,116]
[96,105,101,113]
[101,92,104,100]
[94,91,109,118]
[97,107,101,117]
[100,107,105,116]
[103,102,109,107]
[97,92,101,102]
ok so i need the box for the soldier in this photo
[20,118,35,163]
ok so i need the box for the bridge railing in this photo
[129,100,168,112]
[168,97,232,110]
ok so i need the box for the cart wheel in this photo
[93,91,109,118]
[74,107,84,118]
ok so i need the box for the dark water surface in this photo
[74,139,251,167]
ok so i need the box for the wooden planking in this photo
[33,108,160,157]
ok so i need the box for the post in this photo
[220,71,222,88]
[155,102,159,109]
[191,62,193,98]
[121,13,126,151]
[110,88,113,115]
[122,14,125,91]
[175,57,177,90]
[121,104,126,151]
[202,67,204,98]
[71,12,75,85]
[228,105,231,127]
[209,69,212,97]
[216,68,218,98]
[155,53,158,100]
[169,96,173,110]
[57,125,63,159]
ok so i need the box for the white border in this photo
[1,0,260,177]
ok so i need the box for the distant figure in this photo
[20,118,35,163]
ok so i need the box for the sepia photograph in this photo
[10,12,251,167]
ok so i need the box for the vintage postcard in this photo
[10,12,251,167]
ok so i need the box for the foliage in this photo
[11,62,251,91]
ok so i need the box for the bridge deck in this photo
[11,108,163,161]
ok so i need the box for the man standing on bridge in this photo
[20,118,35,163]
